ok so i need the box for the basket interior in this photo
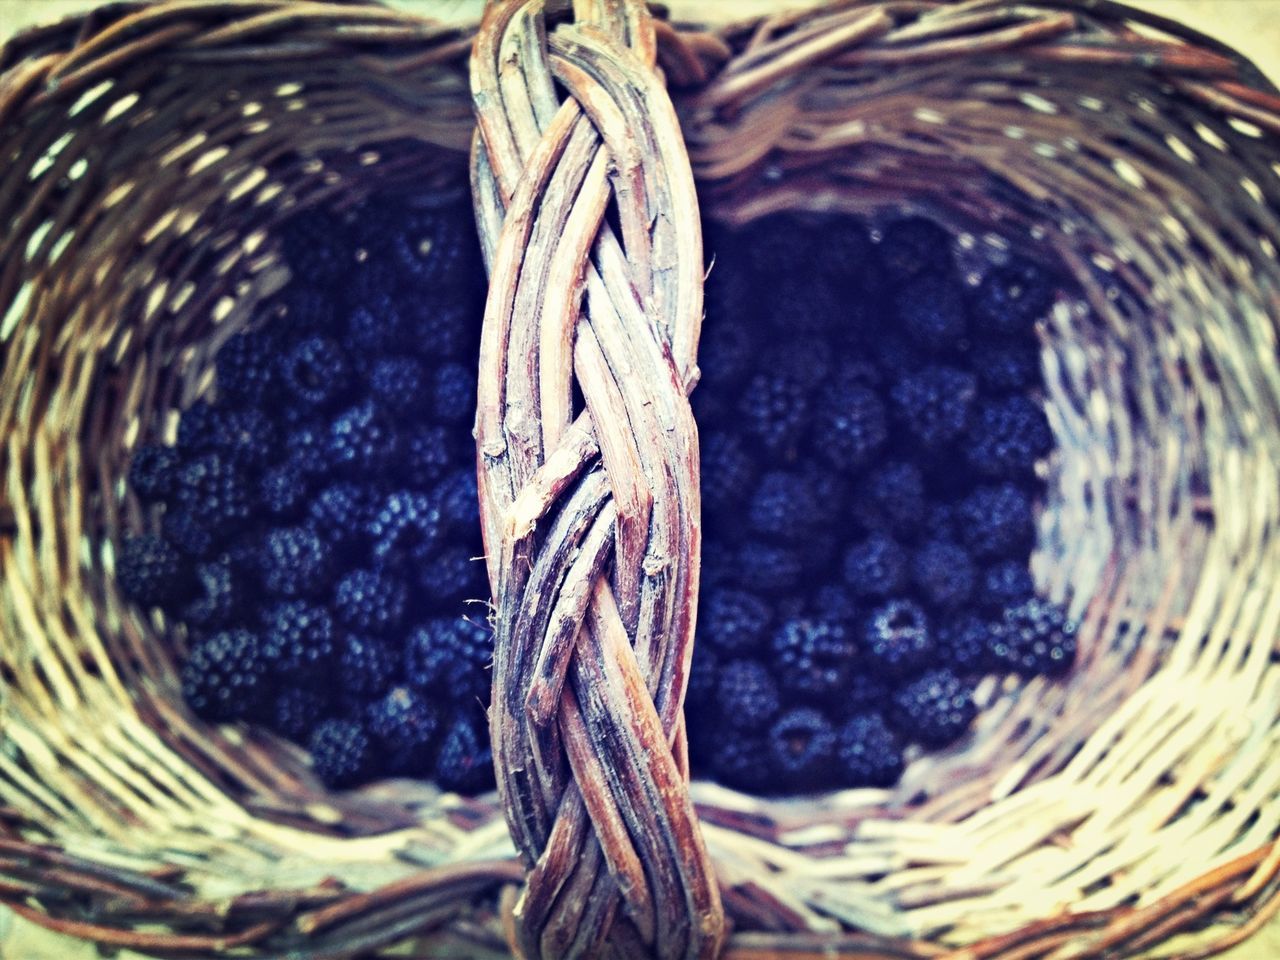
[1,0,1279,952]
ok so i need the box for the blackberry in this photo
[128,444,180,504]
[258,464,308,519]
[771,617,854,699]
[389,203,477,287]
[260,600,335,678]
[890,668,976,747]
[966,396,1053,479]
[328,400,400,474]
[894,272,967,349]
[926,501,959,542]
[981,561,1035,611]
[366,686,441,775]
[284,421,332,480]
[403,425,457,489]
[813,582,859,623]
[175,400,220,456]
[369,356,428,415]
[216,329,278,407]
[180,558,241,629]
[738,372,808,457]
[117,535,188,608]
[308,718,376,788]
[368,490,441,569]
[432,363,476,424]
[991,597,1077,676]
[768,708,837,791]
[710,735,771,794]
[281,336,351,409]
[700,431,758,519]
[767,279,843,338]
[281,205,353,285]
[971,256,1056,335]
[843,534,907,599]
[890,365,977,450]
[420,546,486,603]
[272,686,331,741]
[748,471,817,543]
[405,616,492,704]
[699,588,772,655]
[174,452,250,534]
[837,712,903,787]
[716,660,781,733]
[812,378,887,472]
[181,628,270,722]
[434,713,496,794]
[260,525,333,598]
[334,569,408,635]
[435,469,479,536]
[163,507,218,559]
[737,541,804,594]
[878,217,952,283]
[958,483,1035,560]
[212,407,278,471]
[857,461,926,539]
[861,598,932,679]
[338,633,400,701]
[344,297,406,356]
[937,614,994,674]
[308,482,382,543]
[972,339,1039,393]
[873,332,924,377]
[912,540,975,610]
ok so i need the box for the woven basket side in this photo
[0,4,527,957]
[469,0,724,957]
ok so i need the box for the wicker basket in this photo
[1,0,1279,957]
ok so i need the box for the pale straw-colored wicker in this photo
[0,1,1278,958]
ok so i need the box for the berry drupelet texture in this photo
[405,616,492,704]
[716,660,781,733]
[768,708,837,791]
[118,535,189,608]
[434,714,496,794]
[181,628,270,722]
[771,617,854,700]
[991,598,1077,676]
[309,719,377,788]
[699,588,773,656]
[843,533,908,599]
[128,445,181,504]
[838,712,903,787]
[334,569,408,635]
[862,599,933,679]
[890,668,977,747]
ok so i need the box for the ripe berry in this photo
[366,686,441,775]
[771,617,854,699]
[966,396,1053,479]
[260,600,336,679]
[368,490,441,569]
[369,356,428,415]
[936,614,992,673]
[958,483,1035,560]
[972,339,1039,393]
[894,272,967,349]
[711,735,771,793]
[737,541,804,594]
[390,204,477,287]
[174,452,250,536]
[991,597,1077,676]
[878,217,952,282]
[128,444,180,504]
[716,660,781,733]
[890,365,977,450]
[211,407,278,471]
[843,534,907,599]
[912,540,975,610]
[862,599,932,679]
[338,633,400,701]
[182,628,270,722]
[329,400,400,474]
[700,431,758,519]
[748,472,817,543]
[334,569,408,635]
[180,557,241,629]
[738,372,808,457]
[434,713,496,794]
[272,686,331,741]
[890,668,977,747]
[981,561,1035,611]
[857,461,926,539]
[258,464,308,519]
[403,425,457,489]
[699,588,772,655]
[405,616,492,704]
[260,525,333,598]
[309,718,376,788]
[838,712,903,787]
[281,336,351,409]
[812,378,887,471]
[971,256,1055,334]
[216,329,278,407]
[281,206,353,285]
[768,708,837,791]
[308,482,382,543]
[432,363,476,424]
[118,535,189,608]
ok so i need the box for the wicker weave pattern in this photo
[0,2,1277,959]
[469,2,721,956]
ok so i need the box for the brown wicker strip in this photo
[0,1,1277,958]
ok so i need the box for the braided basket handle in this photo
[469,1,722,957]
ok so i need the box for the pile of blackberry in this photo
[688,214,1078,794]
[118,191,495,793]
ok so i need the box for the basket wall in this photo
[0,1,1278,959]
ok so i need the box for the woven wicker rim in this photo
[0,1,1278,957]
